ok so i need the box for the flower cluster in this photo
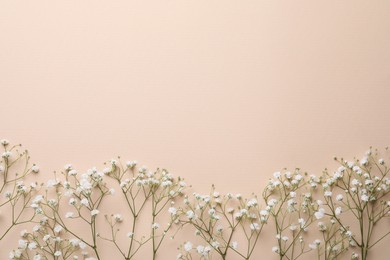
[2,139,390,260]
[177,185,268,260]
[100,160,187,260]
[263,169,316,260]
[316,148,390,260]
[0,140,40,241]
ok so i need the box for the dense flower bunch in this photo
[2,139,390,260]
[9,214,84,260]
[0,140,40,241]
[316,148,390,260]
[177,186,268,260]
[100,159,187,260]
[263,169,316,260]
[13,164,114,260]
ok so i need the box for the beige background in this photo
[1,1,390,259]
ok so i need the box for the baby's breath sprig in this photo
[178,185,268,260]
[0,139,40,242]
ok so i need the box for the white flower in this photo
[250,223,260,231]
[184,241,193,252]
[18,239,28,249]
[31,165,39,173]
[70,239,80,247]
[114,214,123,222]
[79,178,92,190]
[151,223,160,229]
[186,210,196,220]
[260,209,269,217]
[309,239,321,249]
[351,179,360,186]
[2,151,12,158]
[315,208,325,219]
[43,235,50,242]
[290,224,297,231]
[360,157,368,166]
[54,251,62,257]
[336,194,343,201]
[33,255,42,260]
[46,179,59,188]
[69,169,77,176]
[54,225,63,233]
[1,139,9,145]
[272,246,279,253]
[361,194,369,202]
[196,245,205,254]
[295,174,303,181]
[79,241,86,249]
[208,208,216,216]
[126,161,137,168]
[28,242,37,250]
[268,199,278,207]
[298,218,306,228]
[324,191,333,197]
[318,222,326,231]
[65,212,74,218]
[273,171,281,179]
[32,225,41,232]
[211,241,220,249]
[351,252,359,259]
[216,225,224,232]
[64,164,73,171]
[20,229,28,237]
[247,198,258,207]
[91,209,99,216]
[335,207,342,216]
[9,250,22,259]
[231,241,238,249]
[80,198,89,206]
[168,207,177,215]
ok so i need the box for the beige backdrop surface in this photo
[1,1,390,259]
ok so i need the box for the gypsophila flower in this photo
[80,198,89,206]
[250,223,260,231]
[324,191,333,197]
[315,208,325,219]
[31,165,39,173]
[184,241,192,252]
[65,212,74,218]
[151,223,160,229]
[28,242,37,250]
[91,209,99,216]
[168,207,177,215]
[335,207,342,216]
[54,225,63,233]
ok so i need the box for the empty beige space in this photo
[1,1,390,259]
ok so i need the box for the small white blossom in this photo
[315,208,325,219]
[91,209,99,216]
[184,241,193,252]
